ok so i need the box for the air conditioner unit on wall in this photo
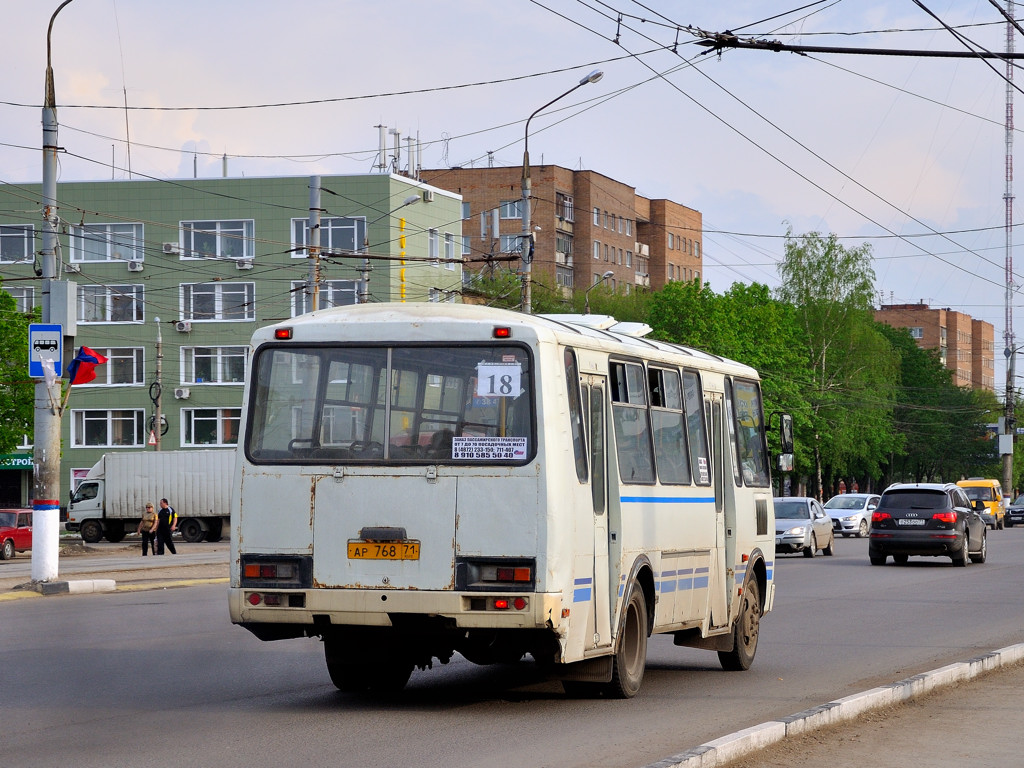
[64,262,81,273]
[174,387,190,400]
[236,258,254,270]
[422,189,434,203]
[163,242,181,255]
[175,320,192,333]
[128,260,144,272]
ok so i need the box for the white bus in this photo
[229,304,792,697]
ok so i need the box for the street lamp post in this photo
[359,194,421,303]
[520,69,603,314]
[32,0,77,583]
[584,270,615,314]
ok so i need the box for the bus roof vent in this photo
[539,313,617,330]
[610,321,653,338]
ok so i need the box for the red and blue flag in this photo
[66,346,108,385]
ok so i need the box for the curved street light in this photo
[520,69,604,314]
[584,270,615,314]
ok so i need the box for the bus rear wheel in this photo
[719,577,761,671]
[324,635,413,694]
[604,584,648,698]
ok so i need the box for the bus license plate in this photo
[347,540,421,560]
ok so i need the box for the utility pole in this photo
[153,318,162,451]
[33,0,77,583]
[307,176,322,312]
[1003,0,1016,499]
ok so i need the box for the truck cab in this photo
[68,480,109,541]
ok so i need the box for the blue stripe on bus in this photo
[573,576,593,603]
[620,496,716,504]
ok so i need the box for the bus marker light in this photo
[493,327,511,338]
[274,328,293,340]
[562,608,570,618]
[513,597,527,610]
[494,598,510,610]
[264,594,282,606]
[247,593,262,606]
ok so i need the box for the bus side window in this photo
[682,370,711,486]
[610,361,655,484]
[731,378,770,487]
[564,348,588,482]
[650,368,690,485]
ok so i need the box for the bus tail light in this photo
[456,557,536,591]
[240,555,312,589]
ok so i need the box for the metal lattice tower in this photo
[1005,1,1015,356]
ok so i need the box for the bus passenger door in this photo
[583,377,613,649]
[707,394,730,631]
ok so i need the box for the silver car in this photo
[774,497,835,557]
[824,493,880,538]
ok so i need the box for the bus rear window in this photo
[246,344,533,464]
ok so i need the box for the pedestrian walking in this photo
[137,503,158,556]
[156,498,177,555]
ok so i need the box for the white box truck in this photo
[67,450,233,544]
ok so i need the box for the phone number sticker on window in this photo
[452,436,528,460]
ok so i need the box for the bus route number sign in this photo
[476,362,521,397]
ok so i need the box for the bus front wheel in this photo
[719,577,761,671]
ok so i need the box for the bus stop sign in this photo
[29,324,62,378]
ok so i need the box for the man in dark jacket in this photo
[156,498,177,555]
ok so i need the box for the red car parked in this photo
[0,509,32,560]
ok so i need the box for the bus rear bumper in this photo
[228,587,565,634]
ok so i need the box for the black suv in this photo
[868,482,987,567]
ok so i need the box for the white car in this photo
[824,493,880,538]
[774,497,835,557]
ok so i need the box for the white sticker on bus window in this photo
[476,362,521,397]
[452,436,528,460]
[698,456,710,484]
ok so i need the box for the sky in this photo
[3,0,1021,387]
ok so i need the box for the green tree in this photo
[0,284,35,454]
[878,323,995,484]
[775,229,899,498]
[647,280,816,477]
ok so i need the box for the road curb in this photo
[0,576,228,601]
[645,642,1024,768]
[36,579,117,595]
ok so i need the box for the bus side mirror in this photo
[779,413,794,454]
[778,454,794,473]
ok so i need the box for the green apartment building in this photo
[0,174,462,508]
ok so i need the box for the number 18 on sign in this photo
[476,362,521,397]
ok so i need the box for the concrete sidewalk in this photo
[0,539,228,600]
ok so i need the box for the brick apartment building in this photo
[420,165,702,297]
[874,303,996,392]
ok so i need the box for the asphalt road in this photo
[3,531,1024,768]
